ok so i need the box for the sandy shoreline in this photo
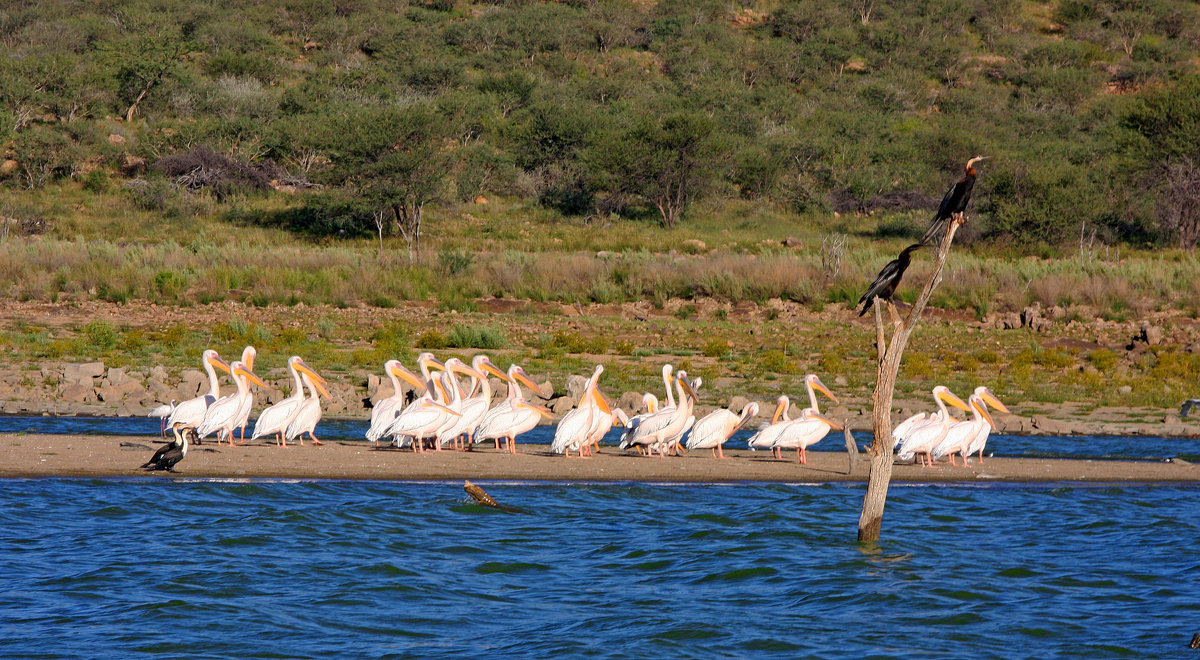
[2,433,1197,483]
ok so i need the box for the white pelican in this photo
[251,356,327,447]
[896,386,972,467]
[589,408,629,454]
[387,354,464,452]
[617,371,696,457]
[433,363,487,450]
[365,360,428,446]
[475,398,555,455]
[285,371,332,445]
[446,360,511,453]
[552,366,605,457]
[148,400,176,437]
[772,374,841,463]
[930,393,995,466]
[772,408,844,464]
[746,396,792,458]
[473,363,543,450]
[196,361,266,445]
[659,376,702,456]
[958,387,1009,463]
[686,402,759,458]
[232,345,257,442]
[165,350,231,443]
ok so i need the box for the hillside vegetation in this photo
[1,0,1198,246]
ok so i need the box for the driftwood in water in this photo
[464,481,527,513]
[843,422,858,475]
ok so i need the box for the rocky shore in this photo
[0,358,1196,438]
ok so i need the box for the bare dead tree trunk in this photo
[857,218,962,543]
[373,209,387,259]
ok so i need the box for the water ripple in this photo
[0,480,1197,657]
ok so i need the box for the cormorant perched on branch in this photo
[141,428,191,472]
[857,243,922,316]
[920,155,987,245]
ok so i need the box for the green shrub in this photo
[702,338,730,358]
[446,324,506,349]
[1087,349,1118,372]
[415,330,448,349]
[81,320,118,351]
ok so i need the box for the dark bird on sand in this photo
[141,428,192,473]
[921,156,987,245]
[1181,399,1200,419]
[857,244,922,317]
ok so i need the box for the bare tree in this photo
[373,208,388,258]
[857,217,962,543]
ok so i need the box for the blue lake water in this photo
[2,414,1197,462]
[1,479,1197,658]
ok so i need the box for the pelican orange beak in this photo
[518,401,555,419]
[513,368,541,392]
[975,399,996,431]
[423,356,447,372]
[423,401,461,416]
[678,375,697,400]
[432,378,449,401]
[390,363,428,391]
[980,388,1009,414]
[938,389,971,412]
[295,360,328,385]
[208,353,232,374]
[236,364,267,388]
[807,411,843,430]
[479,358,509,380]
[449,362,485,381]
[811,376,839,405]
[593,388,612,415]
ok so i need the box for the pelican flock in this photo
[140,344,1010,472]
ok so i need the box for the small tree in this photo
[588,111,724,228]
[321,104,453,262]
[105,30,187,122]
[857,217,962,543]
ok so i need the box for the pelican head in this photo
[418,352,446,372]
[231,361,266,388]
[741,402,760,418]
[675,371,697,400]
[806,374,839,405]
[204,349,232,374]
[445,357,484,381]
[933,385,971,412]
[474,355,510,381]
[641,392,659,414]
[509,365,541,392]
[290,356,327,385]
[973,386,1010,413]
[387,360,428,391]
[971,395,996,430]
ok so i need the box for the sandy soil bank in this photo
[2,434,1196,483]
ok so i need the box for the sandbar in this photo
[1,434,1196,483]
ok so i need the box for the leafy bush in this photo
[446,324,506,349]
[415,330,448,350]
